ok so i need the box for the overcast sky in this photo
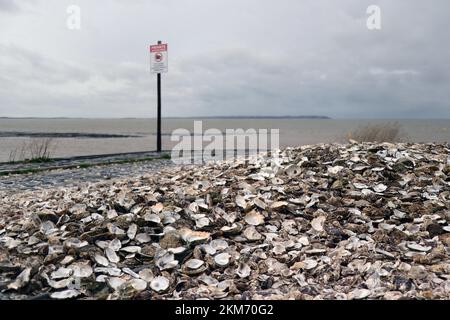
[0,0,449,118]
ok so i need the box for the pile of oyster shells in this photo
[1,142,449,300]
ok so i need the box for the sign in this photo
[150,43,168,74]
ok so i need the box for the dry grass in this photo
[346,122,405,143]
[8,138,55,163]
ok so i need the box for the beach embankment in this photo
[0,142,449,300]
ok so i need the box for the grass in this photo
[345,122,405,143]
[8,138,55,163]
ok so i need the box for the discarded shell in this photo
[156,253,178,270]
[244,211,265,226]
[50,289,80,300]
[270,201,288,211]
[105,248,120,264]
[214,253,231,267]
[68,263,93,278]
[179,228,211,244]
[210,239,228,251]
[349,288,371,300]
[220,223,243,235]
[94,254,109,267]
[135,233,151,244]
[138,269,154,282]
[150,276,170,292]
[7,268,31,290]
[127,224,138,240]
[182,259,207,275]
[107,277,127,291]
[130,278,148,291]
[407,243,432,252]
[185,259,205,270]
[373,184,388,193]
[311,216,326,232]
[236,263,251,278]
[51,267,73,280]
[243,226,262,241]
[121,246,142,253]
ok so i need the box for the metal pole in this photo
[157,40,162,153]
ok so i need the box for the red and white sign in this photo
[150,43,168,74]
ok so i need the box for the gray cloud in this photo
[0,0,19,12]
[0,0,449,118]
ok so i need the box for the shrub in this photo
[346,122,404,143]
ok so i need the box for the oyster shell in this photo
[150,276,170,292]
[214,253,231,267]
[50,289,80,300]
[244,211,265,226]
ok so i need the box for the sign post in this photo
[150,41,168,153]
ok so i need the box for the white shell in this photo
[156,253,178,270]
[109,239,122,251]
[214,253,231,267]
[136,233,152,244]
[311,216,326,232]
[107,277,126,291]
[94,254,109,267]
[285,165,301,177]
[50,289,80,300]
[349,288,371,300]
[127,224,138,240]
[235,195,247,209]
[210,239,229,251]
[144,213,161,224]
[270,201,288,210]
[150,276,170,292]
[303,259,318,270]
[105,248,120,263]
[407,243,432,252]
[185,259,205,270]
[328,166,344,175]
[179,228,210,244]
[243,226,262,241]
[68,263,93,278]
[7,268,31,290]
[138,269,154,282]
[244,211,265,226]
[195,217,210,228]
[373,184,388,193]
[236,263,251,278]
[51,267,73,280]
[130,278,148,291]
[121,246,142,253]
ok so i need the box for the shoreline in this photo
[1,142,449,300]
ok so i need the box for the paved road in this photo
[0,159,173,193]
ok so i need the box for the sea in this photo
[0,118,449,163]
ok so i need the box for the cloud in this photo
[0,0,449,118]
[0,0,19,12]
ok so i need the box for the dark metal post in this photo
[157,40,162,153]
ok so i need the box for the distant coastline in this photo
[0,115,331,120]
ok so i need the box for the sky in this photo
[0,0,449,118]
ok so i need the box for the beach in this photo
[1,142,449,300]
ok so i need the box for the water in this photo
[0,118,448,162]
